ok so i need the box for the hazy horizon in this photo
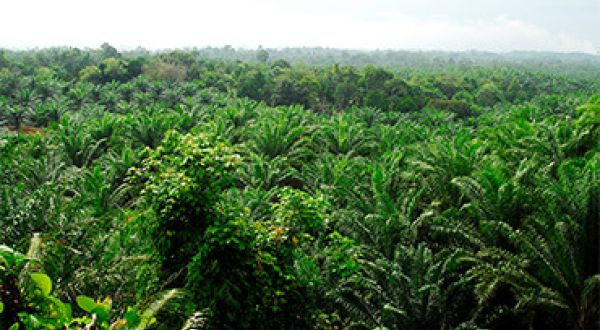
[2,0,599,54]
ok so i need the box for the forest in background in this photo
[0,45,598,330]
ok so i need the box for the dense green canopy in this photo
[0,47,598,330]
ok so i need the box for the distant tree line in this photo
[0,45,595,118]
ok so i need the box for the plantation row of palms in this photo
[0,49,598,330]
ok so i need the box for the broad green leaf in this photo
[92,306,110,322]
[76,295,97,313]
[124,310,140,325]
[0,301,4,313]
[30,273,52,295]
[0,246,16,268]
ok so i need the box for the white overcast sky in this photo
[1,0,599,53]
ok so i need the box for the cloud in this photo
[374,15,599,53]
[0,0,597,53]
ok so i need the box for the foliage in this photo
[0,47,599,330]
[0,241,177,329]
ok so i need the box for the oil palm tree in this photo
[315,114,376,157]
[246,105,314,166]
[332,243,457,330]
[442,157,599,330]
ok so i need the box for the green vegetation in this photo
[0,46,598,330]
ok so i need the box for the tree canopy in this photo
[0,46,598,330]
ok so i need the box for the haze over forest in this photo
[1,0,599,54]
